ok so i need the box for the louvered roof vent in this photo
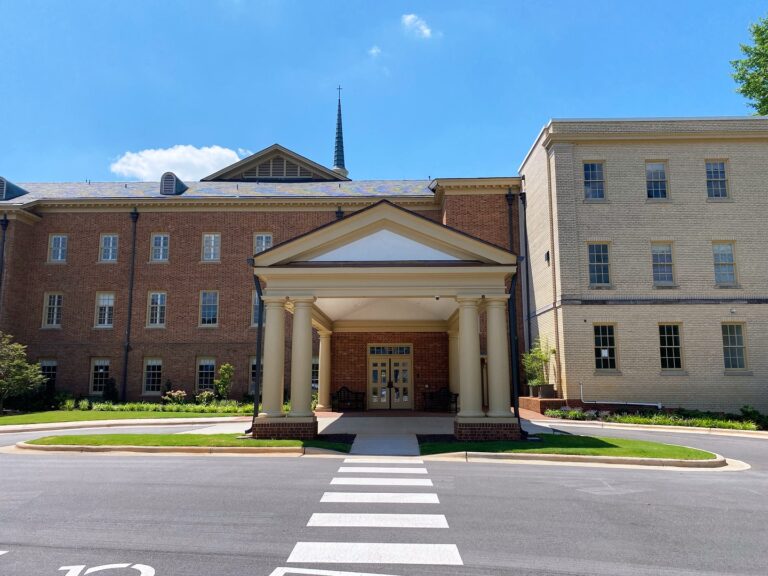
[160,172,188,196]
[0,177,29,201]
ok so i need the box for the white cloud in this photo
[401,13,432,38]
[110,145,243,181]
[368,45,382,58]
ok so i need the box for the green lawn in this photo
[0,410,246,426]
[26,433,351,453]
[419,434,716,460]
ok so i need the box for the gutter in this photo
[505,189,525,437]
[0,214,8,320]
[246,260,266,435]
[120,207,139,402]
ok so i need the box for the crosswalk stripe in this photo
[331,477,433,487]
[287,542,463,565]
[320,492,440,504]
[308,513,448,528]
[343,458,424,464]
[0,551,7,556]
[337,467,428,474]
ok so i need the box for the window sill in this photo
[594,369,622,376]
[583,199,609,204]
[198,324,220,329]
[199,260,221,264]
[660,370,688,376]
[714,284,741,289]
[45,261,67,265]
[724,370,753,376]
[706,197,732,203]
[93,326,114,330]
[145,325,166,330]
[148,260,169,264]
[653,283,679,290]
[141,392,162,397]
[40,326,62,330]
[589,285,614,290]
[645,198,670,203]
[96,261,118,265]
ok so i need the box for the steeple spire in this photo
[332,85,348,177]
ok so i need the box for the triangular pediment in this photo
[253,200,517,267]
[201,144,349,182]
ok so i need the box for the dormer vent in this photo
[160,172,188,196]
[0,177,29,201]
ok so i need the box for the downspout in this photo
[120,207,139,402]
[0,214,9,320]
[246,259,265,434]
[519,190,533,351]
[505,189,525,437]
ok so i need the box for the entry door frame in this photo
[366,343,415,410]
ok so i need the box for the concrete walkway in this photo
[349,433,421,456]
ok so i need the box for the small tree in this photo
[522,338,554,388]
[0,333,46,412]
[214,363,234,400]
[732,15,768,115]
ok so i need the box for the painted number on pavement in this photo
[60,565,155,575]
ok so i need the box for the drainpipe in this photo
[505,189,526,437]
[0,213,8,320]
[246,259,265,434]
[120,207,139,402]
[519,190,533,351]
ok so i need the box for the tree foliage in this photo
[214,363,234,400]
[732,15,768,115]
[522,338,554,387]
[0,332,46,411]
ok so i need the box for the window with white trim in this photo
[197,358,216,391]
[151,233,169,262]
[94,292,115,328]
[651,243,674,285]
[706,161,728,199]
[722,323,746,370]
[200,291,219,326]
[713,242,737,286]
[659,324,682,370]
[99,234,118,262]
[202,233,221,261]
[39,359,57,389]
[254,233,273,254]
[143,358,163,394]
[90,358,110,394]
[593,324,617,370]
[646,162,668,199]
[43,293,63,327]
[48,234,68,263]
[147,292,167,327]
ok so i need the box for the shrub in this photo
[0,332,47,412]
[196,390,216,405]
[77,399,90,411]
[522,338,554,388]
[61,398,76,411]
[162,390,187,405]
[214,363,234,400]
[740,405,768,429]
[102,377,119,403]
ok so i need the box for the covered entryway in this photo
[250,200,522,441]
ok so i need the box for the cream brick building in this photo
[519,118,768,413]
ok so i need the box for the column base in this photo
[252,416,318,440]
[454,417,522,441]
[314,405,332,412]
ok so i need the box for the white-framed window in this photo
[48,234,68,263]
[39,359,58,389]
[593,324,617,371]
[659,324,683,370]
[202,233,221,262]
[706,161,728,199]
[99,234,118,262]
[94,292,115,328]
[90,358,111,395]
[147,292,167,327]
[583,162,605,200]
[588,243,611,286]
[151,233,170,262]
[251,291,262,326]
[143,358,163,394]
[651,243,674,285]
[197,357,216,391]
[42,293,63,327]
[722,323,747,370]
[713,242,737,286]
[254,233,273,254]
[200,291,219,326]
[646,161,668,199]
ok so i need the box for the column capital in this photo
[290,296,317,306]
[318,329,333,338]
[456,295,482,306]
[485,296,509,307]
[262,296,287,306]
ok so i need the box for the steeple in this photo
[332,86,348,178]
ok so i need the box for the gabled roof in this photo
[201,143,350,182]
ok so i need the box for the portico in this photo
[250,200,521,441]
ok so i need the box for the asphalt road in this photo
[1,423,767,576]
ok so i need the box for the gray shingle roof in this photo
[2,180,433,205]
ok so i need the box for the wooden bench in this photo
[424,387,459,413]
[331,386,366,412]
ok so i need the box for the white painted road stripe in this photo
[331,477,433,487]
[269,567,403,576]
[343,458,424,464]
[288,542,463,565]
[308,513,448,528]
[320,492,440,504]
[0,551,7,556]
[337,467,428,474]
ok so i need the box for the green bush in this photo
[77,399,90,411]
[61,398,76,411]
[162,390,187,405]
[75,400,255,414]
[195,391,215,405]
[214,363,234,400]
[544,406,760,430]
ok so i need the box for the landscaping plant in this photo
[522,338,554,390]
[0,332,46,412]
[214,363,234,400]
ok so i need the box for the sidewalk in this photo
[0,416,251,435]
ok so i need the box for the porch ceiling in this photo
[316,297,459,322]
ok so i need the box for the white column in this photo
[448,330,459,394]
[315,330,332,411]
[486,296,513,417]
[259,296,286,418]
[289,297,315,417]
[457,297,484,418]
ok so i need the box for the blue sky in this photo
[0,0,765,182]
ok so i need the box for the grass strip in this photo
[27,433,351,453]
[419,434,716,460]
[0,411,246,426]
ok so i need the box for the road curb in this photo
[0,417,250,435]
[423,451,727,468]
[528,419,768,439]
[15,441,304,455]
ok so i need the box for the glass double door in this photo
[368,344,413,410]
